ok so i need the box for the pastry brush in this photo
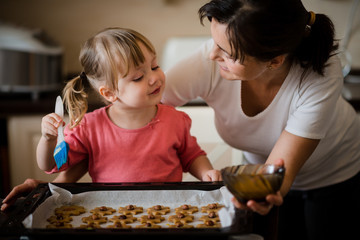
[53,96,69,169]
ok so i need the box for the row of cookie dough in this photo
[46,203,224,229]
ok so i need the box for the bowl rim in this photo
[220,164,285,176]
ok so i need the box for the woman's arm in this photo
[232,130,320,215]
[266,130,320,195]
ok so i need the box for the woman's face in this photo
[210,19,269,81]
[115,43,165,109]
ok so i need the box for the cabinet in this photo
[7,115,91,188]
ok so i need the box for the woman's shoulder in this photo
[291,54,343,89]
[285,54,344,110]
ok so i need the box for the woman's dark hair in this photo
[199,0,338,76]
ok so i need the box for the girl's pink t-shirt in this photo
[48,104,206,182]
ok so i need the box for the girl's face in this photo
[209,19,269,81]
[114,43,165,109]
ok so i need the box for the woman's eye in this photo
[226,55,235,61]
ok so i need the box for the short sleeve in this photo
[285,56,344,139]
[162,39,214,107]
[177,112,207,172]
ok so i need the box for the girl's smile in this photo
[150,86,161,95]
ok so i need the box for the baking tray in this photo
[0,182,254,240]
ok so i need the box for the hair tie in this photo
[308,11,316,26]
[80,71,87,81]
[305,11,316,36]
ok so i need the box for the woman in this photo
[162,0,360,239]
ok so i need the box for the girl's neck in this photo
[107,104,158,129]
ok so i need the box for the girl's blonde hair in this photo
[63,27,156,128]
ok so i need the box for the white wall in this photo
[302,0,360,69]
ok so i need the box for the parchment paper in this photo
[23,183,236,229]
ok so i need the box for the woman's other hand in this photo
[1,178,43,211]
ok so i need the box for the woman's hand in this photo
[1,178,44,211]
[1,161,88,212]
[231,158,285,215]
[231,191,283,215]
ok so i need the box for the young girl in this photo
[36,27,221,183]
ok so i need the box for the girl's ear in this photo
[99,86,117,102]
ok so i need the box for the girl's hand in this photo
[202,169,222,181]
[231,191,283,215]
[41,113,64,140]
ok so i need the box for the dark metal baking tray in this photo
[0,182,254,240]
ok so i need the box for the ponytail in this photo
[295,13,339,76]
[62,73,88,129]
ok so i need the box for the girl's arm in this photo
[189,155,222,181]
[52,160,88,183]
[36,113,64,171]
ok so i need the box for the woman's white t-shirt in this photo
[162,39,360,190]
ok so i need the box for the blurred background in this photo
[0,0,359,197]
[0,0,211,75]
[1,0,359,74]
